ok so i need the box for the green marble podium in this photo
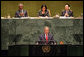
[1,19,83,50]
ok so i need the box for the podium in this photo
[29,45,67,56]
[8,45,83,56]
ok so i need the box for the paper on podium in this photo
[59,16,74,19]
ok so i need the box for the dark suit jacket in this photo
[39,33,54,41]
[61,10,73,17]
[15,10,28,17]
[38,10,50,17]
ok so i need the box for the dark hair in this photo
[65,3,70,7]
[41,4,47,11]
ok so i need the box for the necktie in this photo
[46,34,48,43]
[66,11,68,17]
[66,11,68,14]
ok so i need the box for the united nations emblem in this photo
[42,46,51,53]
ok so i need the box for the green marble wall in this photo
[1,19,83,50]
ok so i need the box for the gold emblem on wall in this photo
[42,46,51,53]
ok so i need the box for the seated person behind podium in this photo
[39,26,54,44]
[38,4,50,17]
[15,3,28,18]
[61,4,73,17]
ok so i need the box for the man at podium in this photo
[37,26,56,45]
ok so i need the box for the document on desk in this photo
[59,16,74,19]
